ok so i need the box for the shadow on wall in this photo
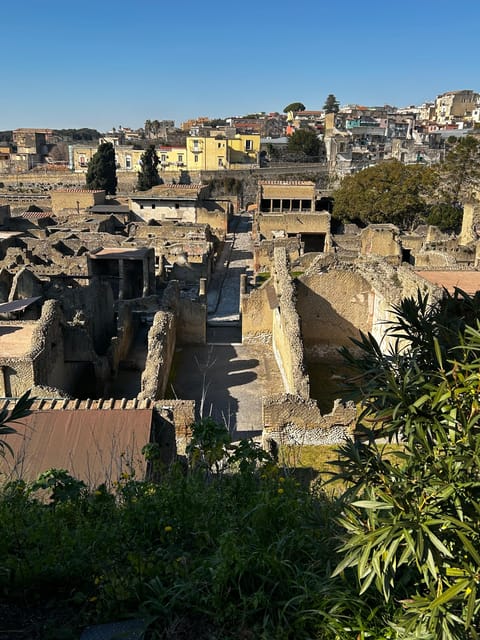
[295,276,373,356]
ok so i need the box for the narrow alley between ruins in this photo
[168,213,284,439]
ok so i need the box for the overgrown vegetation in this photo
[1,290,480,639]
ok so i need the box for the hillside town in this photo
[0,88,479,481]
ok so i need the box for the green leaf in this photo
[430,578,469,608]
[351,500,393,510]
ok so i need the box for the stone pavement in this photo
[207,214,253,325]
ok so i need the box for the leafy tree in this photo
[426,202,463,232]
[287,128,321,160]
[332,289,480,639]
[436,135,480,204]
[323,94,340,113]
[137,145,161,191]
[85,142,117,195]
[283,102,306,113]
[333,160,436,228]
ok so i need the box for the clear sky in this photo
[2,0,479,131]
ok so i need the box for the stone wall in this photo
[241,281,274,343]
[196,206,229,237]
[262,395,356,446]
[271,248,309,398]
[296,267,375,359]
[256,212,331,243]
[0,299,71,397]
[460,201,480,246]
[177,296,206,345]
[139,309,176,401]
[51,189,105,214]
[253,237,302,273]
[31,299,67,392]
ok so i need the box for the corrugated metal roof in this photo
[0,296,42,314]
[4,408,152,486]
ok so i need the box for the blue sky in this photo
[2,0,479,131]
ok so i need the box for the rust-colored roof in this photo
[4,408,152,486]
[416,271,480,295]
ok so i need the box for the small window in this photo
[152,204,156,209]
[125,155,132,169]
[194,154,198,162]
[218,157,223,167]
[245,139,253,151]
[161,154,167,162]
[177,154,183,162]
[175,203,179,209]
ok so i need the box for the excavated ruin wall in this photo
[30,299,67,392]
[296,267,375,360]
[263,395,356,446]
[271,247,309,398]
[241,281,274,344]
[139,309,176,401]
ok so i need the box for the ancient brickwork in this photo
[296,267,375,359]
[241,281,274,343]
[256,212,331,242]
[253,237,302,273]
[139,309,176,401]
[51,189,105,214]
[262,394,356,446]
[271,247,309,398]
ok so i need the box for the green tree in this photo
[85,142,117,195]
[437,135,480,204]
[332,289,480,639]
[287,128,321,160]
[137,145,161,191]
[283,102,306,113]
[333,159,436,228]
[323,94,340,113]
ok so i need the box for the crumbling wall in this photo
[177,297,206,345]
[30,299,67,391]
[257,212,331,243]
[241,281,274,343]
[262,394,356,446]
[271,248,309,397]
[296,267,375,360]
[51,189,105,214]
[253,237,302,273]
[460,201,480,246]
[196,207,229,237]
[9,267,44,301]
[139,310,176,400]
[139,283,179,401]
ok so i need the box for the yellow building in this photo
[157,145,188,172]
[185,134,260,170]
[69,145,144,173]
